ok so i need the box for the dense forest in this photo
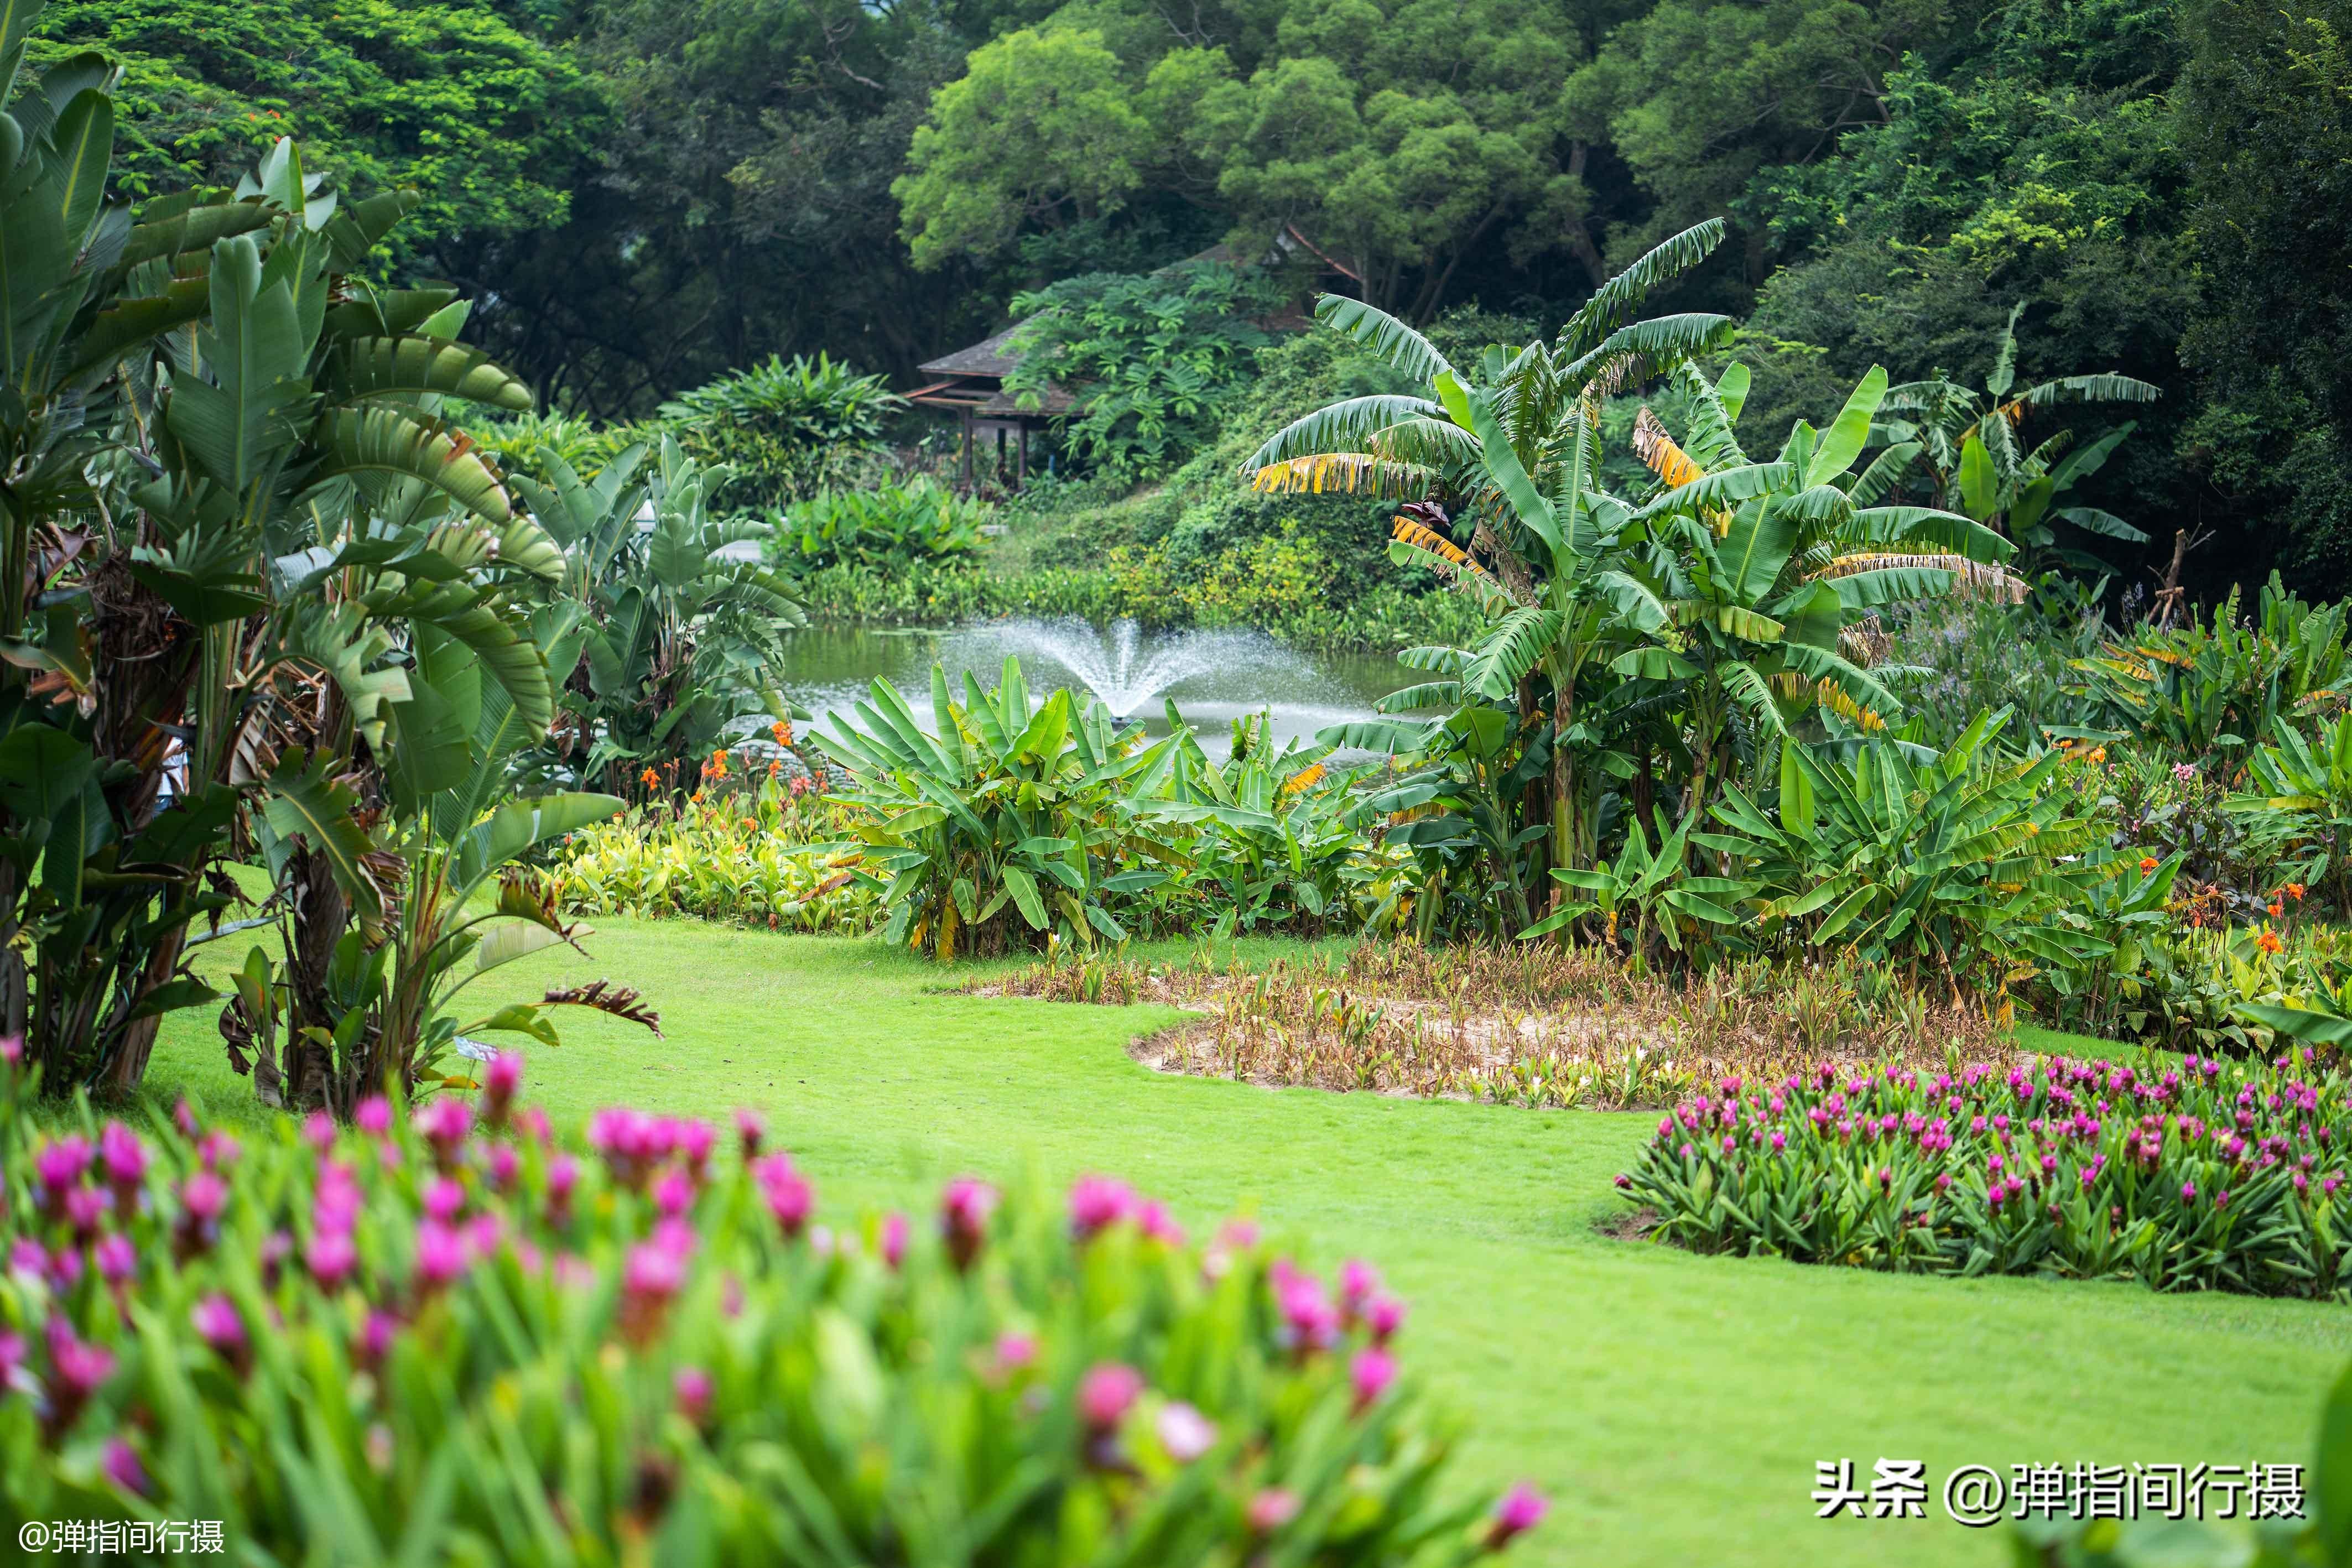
[37,0,2349,598]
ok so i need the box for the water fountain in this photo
[774,617,1413,758]
[957,618,1315,718]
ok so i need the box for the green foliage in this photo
[511,437,806,795]
[816,659,1177,957]
[545,783,883,930]
[1621,1046,2351,1299]
[2235,712,2352,915]
[1006,262,1279,478]
[29,0,603,270]
[773,478,992,575]
[2178,0,2352,594]
[0,1061,1519,1564]
[656,353,903,510]
[2071,577,2352,761]
[1700,713,2158,989]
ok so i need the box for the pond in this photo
[775,618,1420,758]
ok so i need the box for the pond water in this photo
[773,618,1418,758]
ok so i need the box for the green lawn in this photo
[141,920,2336,1567]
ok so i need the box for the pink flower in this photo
[880,1212,908,1269]
[993,1331,1038,1377]
[35,1135,92,1200]
[1366,1294,1408,1343]
[0,1033,19,1066]
[98,1122,147,1195]
[192,1293,246,1366]
[625,1241,687,1302]
[1247,1489,1300,1534]
[547,1155,579,1222]
[1487,1483,1549,1548]
[414,1220,469,1291]
[423,1177,467,1222]
[1338,1258,1379,1315]
[676,1119,716,1176]
[735,1108,767,1160]
[483,1052,524,1127]
[415,1100,472,1165]
[93,1234,136,1285]
[674,1366,714,1424]
[1069,1174,1136,1239]
[354,1097,393,1135]
[1136,1200,1184,1246]
[46,1318,115,1431]
[307,1230,357,1289]
[754,1154,813,1237]
[653,1169,695,1218]
[941,1178,997,1270]
[1350,1346,1397,1411]
[358,1311,397,1370]
[1078,1363,1143,1431]
[487,1143,521,1191]
[1276,1272,1339,1354]
[1157,1402,1216,1461]
[103,1437,148,1498]
[303,1111,336,1153]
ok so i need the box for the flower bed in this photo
[0,1049,1541,1559]
[545,788,882,930]
[1617,1049,2350,1297]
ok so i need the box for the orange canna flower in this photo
[2258,928,2283,956]
[2138,856,2158,874]
[768,759,782,777]
[2270,902,2286,920]
[772,720,793,746]
[640,767,659,787]
[691,790,704,804]
[2289,882,2307,899]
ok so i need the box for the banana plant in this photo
[1249,220,1736,881]
[1135,711,1362,938]
[818,657,1183,958]
[1877,303,2158,569]
[512,436,804,796]
[243,649,659,1112]
[0,0,552,1094]
[1320,648,1548,940]
[1604,361,2026,821]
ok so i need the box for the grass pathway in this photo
[144,921,2339,1566]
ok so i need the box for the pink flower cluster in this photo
[1625,1049,2352,1296]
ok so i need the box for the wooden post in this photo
[960,408,973,489]
[1017,423,1029,488]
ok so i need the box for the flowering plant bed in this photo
[0,1050,1540,1560]
[1617,1049,2352,1298]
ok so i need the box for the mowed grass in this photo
[136,920,2336,1568]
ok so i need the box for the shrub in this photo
[544,784,882,931]
[0,1053,1543,1561]
[1618,1048,2350,1298]
[772,479,992,575]
[658,353,903,509]
[1004,263,1282,480]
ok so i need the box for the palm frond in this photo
[1313,295,1453,383]
[1672,362,1749,472]
[2012,373,2160,408]
[1633,406,1704,488]
[1242,395,1450,472]
[1250,452,1435,497]
[1555,218,1725,357]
